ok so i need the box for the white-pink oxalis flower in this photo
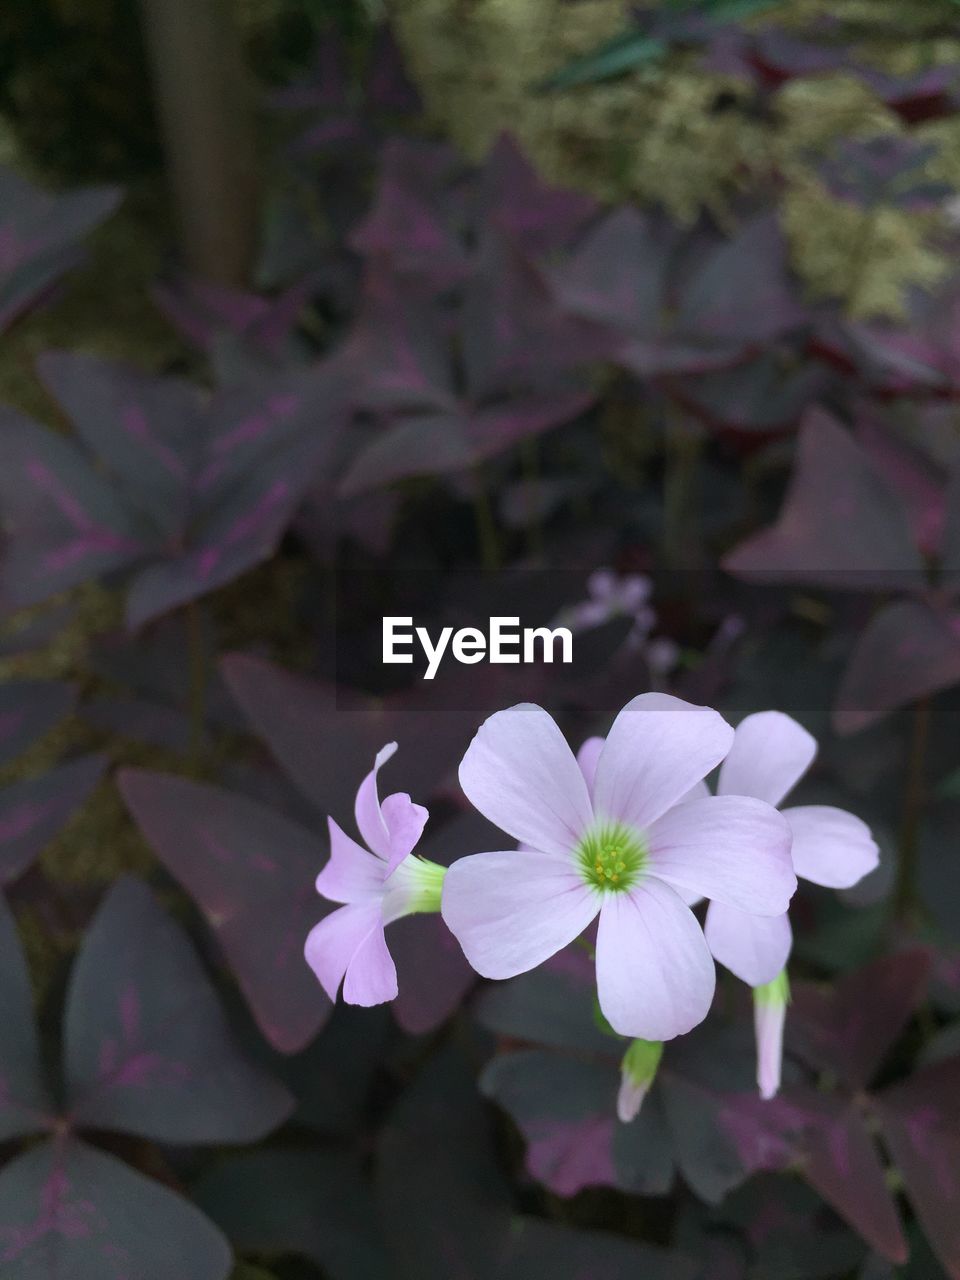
[304,743,445,1007]
[692,711,879,1098]
[441,694,797,1042]
[697,711,879,987]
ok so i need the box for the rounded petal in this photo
[783,805,879,888]
[705,901,792,986]
[596,880,716,1040]
[316,817,386,904]
[718,711,816,807]
[576,736,605,797]
[304,902,397,1005]
[458,704,593,857]
[354,742,397,859]
[441,849,599,979]
[648,795,796,915]
[592,696,734,831]
[380,792,429,874]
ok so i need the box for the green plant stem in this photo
[473,468,501,571]
[896,695,931,922]
[187,601,208,763]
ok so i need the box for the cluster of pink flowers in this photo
[305,694,878,1118]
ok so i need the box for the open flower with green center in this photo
[305,743,446,1007]
[442,695,796,1041]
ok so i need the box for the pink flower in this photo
[304,743,445,1007]
[700,712,879,988]
[442,694,796,1041]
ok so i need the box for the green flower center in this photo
[577,822,647,893]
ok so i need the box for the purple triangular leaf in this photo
[63,876,293,1140]
[118,770,330,1054]
[877,1060,960,1280]
[220,654,469,813]
[474,133,598,256]
[0,407,148,609]
[0,754,107,886]
[479,1049,628,1197]
[339,411,473,494]
[548,204,667,334]
[462,233,611,400]
[347,282,457,413]
[379,1047,695,1280]
[675,354,829,433]
[834,599,960,735]
[677,215,806,346]
[723,410,924,590]
[0,168,122,333]
[36,350,202,539]
[788,950,930,1090]
[0,1137,231,1280]
[802,1100,908,1263]
[856,419,947,560]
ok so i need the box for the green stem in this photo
[187,601,208,762]
[896,695,931,922]
[472,467,501,571]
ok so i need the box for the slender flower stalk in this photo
[754,970,790,1101]
[618,1038,663,1123]
[304,743,445,1007]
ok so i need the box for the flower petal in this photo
[304,902,397,1005]
[458,704,593,857]
[441,848,598,979]
[354,742,397,859]
[316,817,386,904]
[380,792,429,874]
[783,805,879,888]
[718,711,816,807]
[592,695,734,831]
[595,880,716,1040]
[648,795,796,915]
[705,901,792,986]
[576,736,604,797]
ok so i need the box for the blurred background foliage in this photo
[4,1,960,323]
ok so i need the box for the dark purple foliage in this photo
[0,167,121,335]
[0,1139,232,1280]
[118,769,332,1053]
[63,877,293,1140]
[724,408,960,731]
[0,353,350,626]
[0,879,292,1278]
[5,12,960,1278]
